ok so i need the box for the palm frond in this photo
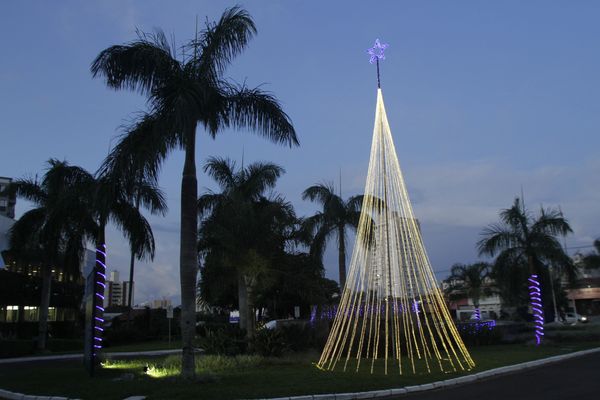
[242,162,284,199]
[477,224,520,256]
[110,201,156,261]
[198,192,226,217]
[98,112,178,183]
[531,207,572,237]
[346,195,364,213]
[8,178,45,204]
[9,208,46,250]
[91,29,180,95]
[310,224,334,261]
[193,6,256,79]
[221,83,298,147]
[302,183,336,205]
[203,157,237,189]
[134,180,168,216]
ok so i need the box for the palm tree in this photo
[198,157,296,339]
[302,183,363,288]
[98,153,168,311]
[446,263,491,320]
[477,197,574,320]
[92,7,297,377]
[7,160,96,350]
[92,166,167,305]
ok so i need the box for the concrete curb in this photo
[247,347,600,400]
[0,349,180,364]
[0,347,598,400]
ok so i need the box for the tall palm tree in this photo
[478,198,574,320]
[446,262,491,320]
[7,160,96,350]
[302,183,362,288]
[92,7,297,377]
[198,157,295,339]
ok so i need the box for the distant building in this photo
[442,276,501,320]
[0,177,16,219]
[150,298,172,309]
[0,214,15,268]
[103,271,133,308]
[566,253,600,315]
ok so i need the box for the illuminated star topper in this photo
[367,38,389,64]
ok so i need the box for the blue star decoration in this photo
[367,39,389,64]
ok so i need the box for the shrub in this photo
[198,327,247,356]
[457,321,503,345]
[252,328,287,357]
[197,354,264,371]
[104,327,148,347]
[279,324,312,352]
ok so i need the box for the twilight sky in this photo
[1,1,599,306]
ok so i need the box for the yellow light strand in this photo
[317,89,474,375]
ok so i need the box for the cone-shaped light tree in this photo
[317,40,474,375]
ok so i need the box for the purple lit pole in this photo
[474,307,481,321]
[89,243,106,375]
[528,274,544,345]
[367,39,389,88]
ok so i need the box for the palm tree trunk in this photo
[37,265,52,351]
[180,126,198,379]
[127,196,141,321]
[127,233,137,309]
[246,278,255,341]
[127,250,135,311]
[238,270,248,331]
[338,225,346,289]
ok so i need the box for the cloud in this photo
[103,157,600,304]
[321,157,600,280]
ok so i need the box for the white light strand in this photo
[317,89,475,375]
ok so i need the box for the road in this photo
[397,352,600,400]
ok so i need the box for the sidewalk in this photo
[0,349,180,364]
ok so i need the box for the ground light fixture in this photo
[316,40,475,375]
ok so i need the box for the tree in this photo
[90,166,167,315]
[446,262,491,320]
[198,157,296,339]
[583,239,600,269]
[98,154,168,310]
[302,183,363,288]
[477,197,574,320]
[92,7,297,377]
[7,160,96,350]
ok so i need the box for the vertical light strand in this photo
[316,89,475,374]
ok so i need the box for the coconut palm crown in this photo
[302,183,363,289]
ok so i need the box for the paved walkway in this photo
[396,351,600,400]
[0,349,180,364]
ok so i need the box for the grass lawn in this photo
[0,342,598,400]
[105,340,182,353]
